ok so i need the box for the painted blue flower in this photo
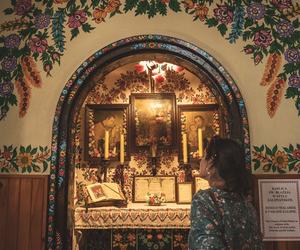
[34,13,50,29]
[0,81,14,97]
[276,20,294,38]
[246,2,265,20]
[284,48,300,63]
[4,34,21,49]
[288,75,300,88]
[1,56,17,72]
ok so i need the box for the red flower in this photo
[68,10,87,28]
[135,64,145,73]
[146,234,153,239]
[254,53,263,65]
[292,149,300,160]
[28,36,48,53]
[59,169,64,176]
[2,149,12,160]
[157,233,163,240]
[253,30,273,48]
[243,46,254,54]
[271,0,292,10]
[213,5,233,25]
[153,74,165,83]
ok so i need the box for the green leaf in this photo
[82,23,95,33]
[31,147,38,155]
[3,8,14,15]
[272,165,276,172]
[206,18,218,27]
[278,168,286,174]
[253,159,260,170]
[217,23,228,36]
[43,161,48,172]
[285,87,299,99]
[20,146,25,153]
[169,0,181,12]
[70,28,79,40]
[272,145,278,154]
[26,145,32,153]
[27,166,32,173]
[289,144,294,152]
[33,165,41,172]
[124,0,139,12]
[266,145,273,156]
[244,18,253,29]
[259,145,265,152]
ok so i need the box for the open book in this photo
[86,182,126,206]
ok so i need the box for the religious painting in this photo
[178,104,222,162]
[133,176,176,203]
[130,93,177,151]
[85,104,130,162]
[86,183,105,202]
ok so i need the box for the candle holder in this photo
[179,161,192,182]
[113,162,128,191]
[97,157,109,183]
[150,156,159,176]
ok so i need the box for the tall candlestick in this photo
[182,133,188,164]
[120,133,125,164]
[104,130,109,159]
[198,128,203,158]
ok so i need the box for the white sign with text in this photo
[258,179,300,241]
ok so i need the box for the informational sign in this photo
[258,179,300,241]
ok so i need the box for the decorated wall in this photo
[0,0,300,177]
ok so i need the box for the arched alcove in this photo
[46,35,250,249]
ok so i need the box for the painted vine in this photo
[0,144,51,173]
[252,143,300,174]
[0,0,299,120]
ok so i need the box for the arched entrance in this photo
[46,35,250,249]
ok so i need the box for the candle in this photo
[182,133,188,164]
[120,133,124,164]
[198,128,203,158]
[104,130,109,159]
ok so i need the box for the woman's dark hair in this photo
[205,136,251,195]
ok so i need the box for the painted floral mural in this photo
[252,143,300,174]
[0,144,51,173]
[0,0,299,120]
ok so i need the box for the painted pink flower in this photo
[213,5,233,25]
[253,30,273,48]
[254,53,263,65]
[15,0,32,16]
[28,36,48,53]
[292,149,300,160]
[67,10,87,28]
[271,0,292,10]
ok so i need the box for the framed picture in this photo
[130,93,177,152]
[193,176,210,193]
[177,104,222,162]
[85,104,130,162]
[133,175,176,203]
[176,182,193,204]
[253,175,300,241]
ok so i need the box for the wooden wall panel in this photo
[0,175,48,250]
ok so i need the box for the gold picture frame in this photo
[176,182,193,204]
[133,175,176,203]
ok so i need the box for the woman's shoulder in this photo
[192,188,214,204]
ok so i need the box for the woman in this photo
[188,137,263,250]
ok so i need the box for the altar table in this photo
[74,203,191,229]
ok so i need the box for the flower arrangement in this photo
[146,192,166,206]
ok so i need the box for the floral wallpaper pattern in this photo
[0,144,51,173]
[0,0,299,120]
[252,143,300,174]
